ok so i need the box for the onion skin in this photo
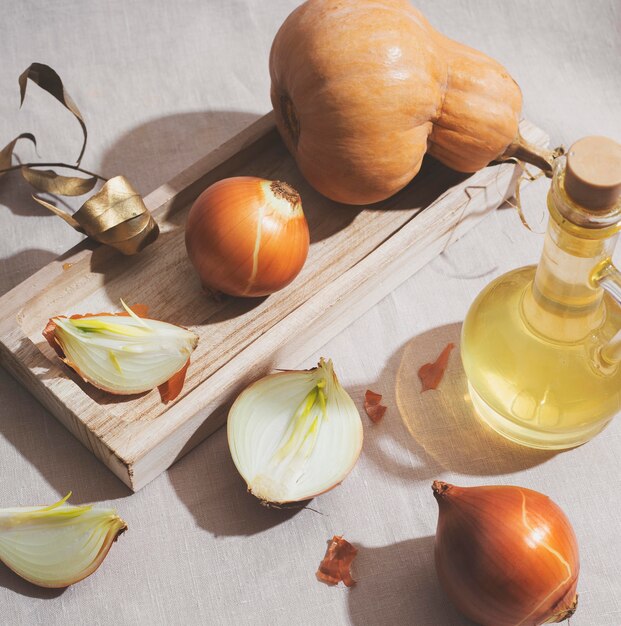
[433,481,579,626]
[185,176,309,297]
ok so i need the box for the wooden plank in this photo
[0,116,548,490]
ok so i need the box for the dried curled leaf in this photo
[0,132,36,174]
[19,62,87,164]
[418,343,455,392]
[21,166,97,196]
[77,176,160,254]
[5,63,157,255]
[34,175,159,255]
[316,535,358,587]
[32,195,81,229]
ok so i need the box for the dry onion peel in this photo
[43,301,198,400]
[0,493,126,588]
[227,358,363,504]
[433,481,579,626]
[418,342,454,391]
[316,535,358,587]
[364,389,386,423]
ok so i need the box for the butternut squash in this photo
[270,0,554,205]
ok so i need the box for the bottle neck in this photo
[522,175,619,342]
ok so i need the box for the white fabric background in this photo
[1,1,620,624]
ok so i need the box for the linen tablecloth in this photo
[2,1,620,624]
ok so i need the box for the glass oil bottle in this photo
[462,136,621,449]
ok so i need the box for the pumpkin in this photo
[270,0,554,205]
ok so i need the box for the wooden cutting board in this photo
[0,113,547,490]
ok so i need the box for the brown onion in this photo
[185,176,309,297]
[433,481,579,626]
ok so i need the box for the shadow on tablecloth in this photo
[100,110,262,199]
[361,322,559,483]
[347,535,474,626]
[167,426,305,537]
[0,565,66,600]
[0,368,132,505]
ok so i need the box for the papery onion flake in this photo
[418,343,454,392]
[364,389,387,423]
[316,535,358,587]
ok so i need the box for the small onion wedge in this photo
[43,301,198,401]
[0,493,127,588]
[228,358,363,504]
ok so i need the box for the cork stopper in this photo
[564,136,621,210]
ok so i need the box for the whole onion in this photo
[185,176,309,297]
[433,481,579,626]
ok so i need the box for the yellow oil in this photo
[462,266,621,449]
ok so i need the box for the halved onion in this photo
[227,358,363,504]
[43,301,198,400]
[0,493,127,588]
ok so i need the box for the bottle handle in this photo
[592,260,621,363]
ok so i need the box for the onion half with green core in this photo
[47,301,198,396]
[0,493,127,588]
[228,358,363,504]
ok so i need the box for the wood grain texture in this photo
[0,114,548,490]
